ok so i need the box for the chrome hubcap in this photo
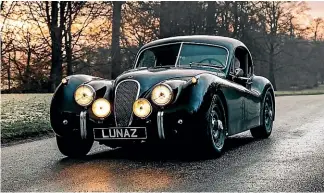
[264,94,273,131]
[210,105,225,149]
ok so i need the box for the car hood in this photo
[114,67,225,93]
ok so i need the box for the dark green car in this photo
[50,35,275,158]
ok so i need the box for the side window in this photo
[234,49,244,73]
[230,57,235,74]
[234,47,253,78]
[138,50,156,67]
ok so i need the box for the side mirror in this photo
[234,68,244,77]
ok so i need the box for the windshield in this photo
[136,43,228,68]
[137,43,181,68]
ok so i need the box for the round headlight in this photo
[74,85,95,107]
[133,98,152,119]
[92,98,111,118]
[151,84,173,106]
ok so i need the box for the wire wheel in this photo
[264,92,274,133]
[250,89,274,139]
[208,95,226,151]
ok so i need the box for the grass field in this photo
[1,85,324,144]
[1,94,54,144]
[275,84,324,96]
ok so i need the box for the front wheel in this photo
[250,89,274,139]
[56,135,93,158]
[199,94,227,157]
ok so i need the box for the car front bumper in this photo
[53,107,198,144]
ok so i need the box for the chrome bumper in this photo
[80,111,87,139]
[157,111,165,139]
[81,110,166,140]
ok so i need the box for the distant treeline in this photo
[1,1,324,93]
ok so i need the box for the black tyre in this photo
[199,94,227,157]
[56,135,93,158]
[250,88,274,139]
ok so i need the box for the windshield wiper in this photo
[188,62,223,68]
[151,65,174,68]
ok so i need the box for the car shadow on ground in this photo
[59,132,265,163]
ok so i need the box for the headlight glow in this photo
[62,78,68,84]
[191,77,198,84]
[74,85,95,106]
[133,98,152,119]
[92,98,111,118]
[151,84,173,106]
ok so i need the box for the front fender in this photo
[251,75,275,121]
[152,73,223,138]
[170,73,223,114]
[50,74,114,137]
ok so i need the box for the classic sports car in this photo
[50,35,275,158]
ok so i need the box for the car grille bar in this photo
[114,80,140,127]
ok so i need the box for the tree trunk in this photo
[159,1,170,38]
[206,1,216,35]
[26,47,31,91]
[66,2,73,75]
[111,1,123,79]
[48,1,62,92]
[231,2,239,38]
[269,44,277,90]
[7,53,11,93]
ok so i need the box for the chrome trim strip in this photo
[114,79,140,127]
[175,42,183,67]
[157,111,165,139]
[134,41,230,70]
[80,111,87,139]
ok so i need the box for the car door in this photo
[224,57,249,135]
[242,53,260,129]
[244,77,260,129]
[228,48,259,134]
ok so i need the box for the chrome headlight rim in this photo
[133,98,152,119]
[74,84,96,107]
[92,98,111,118]
[151,83,173,106]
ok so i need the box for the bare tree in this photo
[110,1,124,79]
[312,18,324,42]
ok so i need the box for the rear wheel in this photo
[56,135,93,158]
[250,89,274,139]
[199,95,227,157]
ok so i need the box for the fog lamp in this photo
[133,98,152,119]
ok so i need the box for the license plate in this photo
[93,127,147,140]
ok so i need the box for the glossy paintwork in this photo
[135,35,248,75]
[116,67,225,98]
[50,35,275,140]
[140,35,246,54]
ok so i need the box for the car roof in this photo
[140,35,247,51]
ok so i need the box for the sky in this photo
[307,1,324,18]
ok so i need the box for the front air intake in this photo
[114,80,140,127]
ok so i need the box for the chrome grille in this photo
[114,80,140,127]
